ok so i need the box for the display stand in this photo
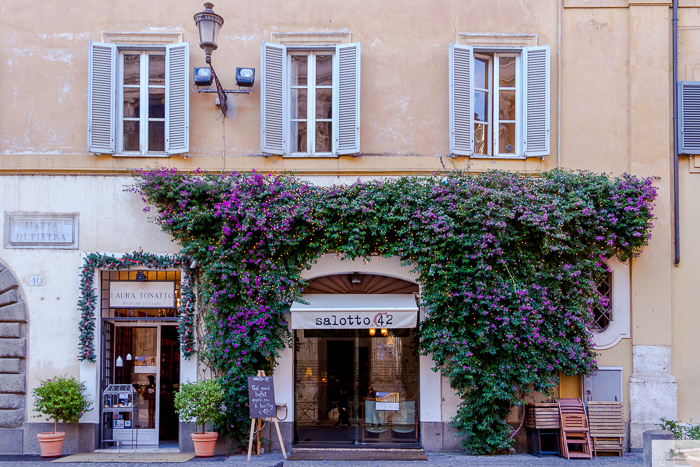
[101,384,139,449]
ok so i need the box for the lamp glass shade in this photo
[194,3,224,56]
[126,353,132,361]
[116,356,123,367]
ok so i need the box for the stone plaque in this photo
[109,281,176,308]
[4,213,79,249]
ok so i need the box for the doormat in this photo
[52,453,195,463]
[287,449,428,461]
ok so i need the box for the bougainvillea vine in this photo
[77,251,196,362]
[130,168,655,454]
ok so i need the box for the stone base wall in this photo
[629,345,678,449]
[18,423,97,454]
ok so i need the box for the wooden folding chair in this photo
[587,401,624,456]
[558,399,592,459]
[526,402,560,457]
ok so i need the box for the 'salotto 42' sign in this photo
[291,311,417,329]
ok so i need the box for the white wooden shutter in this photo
[449,44,474,156]
[165,42,189,154]
[87,41,117,154]
[678,81,700,154]
[261,42,286,155]
[334,42,361,155]
[522,46,550,157]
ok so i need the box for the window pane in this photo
[291,121,307,152]
[475,58,488,89]
[149,88,165,119]
[474,90,488,122]
[290,89,307,119]
[123,88,140,118]
[498,122,515,153]
[498,90,516,120]
[499,57,516,87]
[149,55,165,85]
[148,121,165,152]
[124,54,140,85]
[475,123,488,154]
[123,121,139,151]
[290,55,308,86]
[316,55,333,86]
[316,88,332,119]
[316,122,332,152]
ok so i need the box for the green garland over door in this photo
[77,251,196,362]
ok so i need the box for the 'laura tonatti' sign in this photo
[109,282,176,308]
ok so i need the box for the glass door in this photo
[112,326,159,445]
[294,328,420,446]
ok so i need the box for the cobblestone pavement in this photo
[0,452,643,467]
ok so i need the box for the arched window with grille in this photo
[591,269,612,333]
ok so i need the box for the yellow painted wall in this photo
[2,0,700,425]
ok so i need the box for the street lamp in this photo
[192,3,255,116]
[193,3,223,64]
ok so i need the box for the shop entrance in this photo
[294,327,420,446]
[102,324,180,446]
[100,270,181,447]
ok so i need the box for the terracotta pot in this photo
[191,432,218,457]
[687,455,700,467]
[37,432,65,457]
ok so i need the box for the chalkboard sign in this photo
[247,376,276,418]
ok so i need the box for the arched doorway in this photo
[293,273,420,447]
[0,258,27,454]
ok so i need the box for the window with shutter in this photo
[88,42,117,154]
[448,44,550,158]
[260,41,361,157]
[678,81,700,154]
[166,42,189,154]
[86,41,189,157]
[523,46,550,157]
[449,44,474,156]
[261,42,286,155]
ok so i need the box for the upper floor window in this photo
[261,42,360,157]
[449,44,550,158]
[120,52,166,154]
[87,41,189,156]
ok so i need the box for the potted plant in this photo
[174,378,224,457]
[32,375,92,457]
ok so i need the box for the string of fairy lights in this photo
[129,168,656,451]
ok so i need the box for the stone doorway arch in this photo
[0,258,27,454]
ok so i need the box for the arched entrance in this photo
[0,258,27,454]
[293,273,421,447]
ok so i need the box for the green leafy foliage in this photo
[131,168,656,453]
[174,379,225,433]
[32,375,92,433]
[661,418,700,440]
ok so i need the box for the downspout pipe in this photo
[673,0,680,266]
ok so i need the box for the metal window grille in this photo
[591,271,612,332]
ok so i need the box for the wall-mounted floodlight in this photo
[236,67,255,88]
[192,3,255,116]
[194,67,213,86]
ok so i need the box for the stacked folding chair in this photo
[557,398,593,459]
[525,402,560,457]
[587,401,625,456]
